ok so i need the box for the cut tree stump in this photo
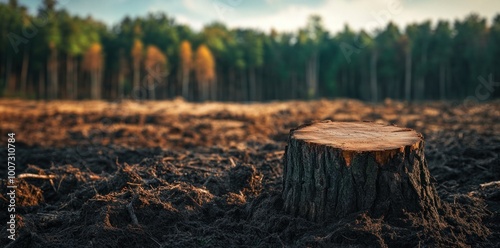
[282,121,442,222]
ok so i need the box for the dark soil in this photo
[0,99,499,247]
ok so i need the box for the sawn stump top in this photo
[292,121,422,152]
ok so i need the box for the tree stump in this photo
[282,121,441,222]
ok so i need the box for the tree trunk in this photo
[48,48,58,99]
[66,54,73,99]
[350,65,355,98]
[20,47,29,96]
[370,51,378,102]
[211,78,217,101]
[306,58,312,98]
[199,79,207,101]
[305,52,319,99]
[6,55,13,94]
[148,75,156,100]
[39,69,45,99]
[282,121,442,222]
[73,59,79,99]
[118,67,124,99]
[242,69,248,101]
[90,68,101,99]
[182,68,189,100]
[341,69,347,97]
[149,87,155,100]
[415,47,428,100]
[405,48,412,102]
[53,49,59,99]
[360,61,368,100]
[229,68,236,101]
[133,62,140,100]
[91,70,96,99]
[291,72,297,99]
[249,66,256,101]
[439,61,446,100]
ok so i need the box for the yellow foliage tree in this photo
[131,39,143,96]
[180,40,192,99]
[145,45,167,70]
[195,44,215,101]
[83,42,104,99]
[144,45,168,100]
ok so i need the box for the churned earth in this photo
[0,99,499,247]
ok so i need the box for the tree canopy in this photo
[0,1,498,102]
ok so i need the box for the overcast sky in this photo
[6,0,500,34]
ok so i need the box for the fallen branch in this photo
[480,181,500,188]
[18,173,56,180]
[228,157,237,167]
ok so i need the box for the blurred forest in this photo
[1,0,499,102]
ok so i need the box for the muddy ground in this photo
[0,98,499,247]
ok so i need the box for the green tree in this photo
[453,14,488,98]
[489,15,500,98]
[2,0,26,96]
[239,29,263,101]
[40,0,61,99]
[60,14,82,99]
[300,15,326,99]
[430,21,452,99]
[375,22,402,100]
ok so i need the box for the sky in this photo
[5,0,500,34]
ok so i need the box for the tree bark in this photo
[241,69,248,101]
[48,48,58,99]
[405,47,412,102]
[148,75,156,100]
[118,63,124,99]
[415,45,428,100]
[66,54,73,99]
[20,47,29,96]
[182,68,190,100]
[38,69,45,99]
[283,121,441,222]
[6,55,13,93]
[90,68,102,99]
[439,61,446,100]
[305,52,319,99]
[229,68,236,101]
[133,62,140,100]
[73,59,79,99]
[211,78,217,101]
[249,66,256,101]
[370,50,378,102]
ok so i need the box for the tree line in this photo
[1,0,499,102]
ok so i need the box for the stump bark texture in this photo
[282,121,441,222]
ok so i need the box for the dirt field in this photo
[0,98,499,247]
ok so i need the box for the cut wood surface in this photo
[292,121,421,151]
[283,121,441,222]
